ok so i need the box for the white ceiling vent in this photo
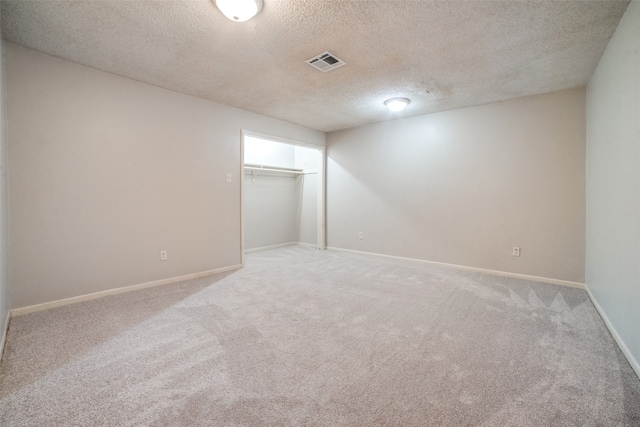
[306,52,346,72]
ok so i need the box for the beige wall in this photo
[327,88,586,283]
[586,1,639,375]
[6,43,324,309]
[0,9,11,342]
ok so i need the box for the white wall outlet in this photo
[160,250,167,261]
[512,247,520,257]
[226,173,232,183]
[358,232,364,240]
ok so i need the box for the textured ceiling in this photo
[0,0,630,132]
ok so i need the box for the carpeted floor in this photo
[1,246,639,426]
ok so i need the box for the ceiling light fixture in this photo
[384,97,410,112]
[215,0,263,22]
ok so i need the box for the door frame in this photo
[240,130,326,267]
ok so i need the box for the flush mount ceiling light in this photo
[384,97,410,112]
[215,0,263,22]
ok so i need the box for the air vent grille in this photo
[306,51,346,72]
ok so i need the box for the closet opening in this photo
[240,131,325,265]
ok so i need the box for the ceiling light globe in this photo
[215,0,263,22]
[384,97,410,112]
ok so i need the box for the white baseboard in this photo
[585,284,640,380]
[326,247,585,289]
[10,264,242,317]
[244,242,298,254]
[296,242,321,249]
[0,309,10,362]
[245,242,322,254]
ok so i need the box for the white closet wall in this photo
[244,174,299,249]
[295,146,319,245]
[244,137,320,250]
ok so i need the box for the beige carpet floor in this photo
[0,246,639,426]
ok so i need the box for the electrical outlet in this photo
[512,247,520,257]
[160,250,167,261]
[358,232,364,240]
[226,173,232,183]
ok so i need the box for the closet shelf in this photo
[244,164,305,176]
